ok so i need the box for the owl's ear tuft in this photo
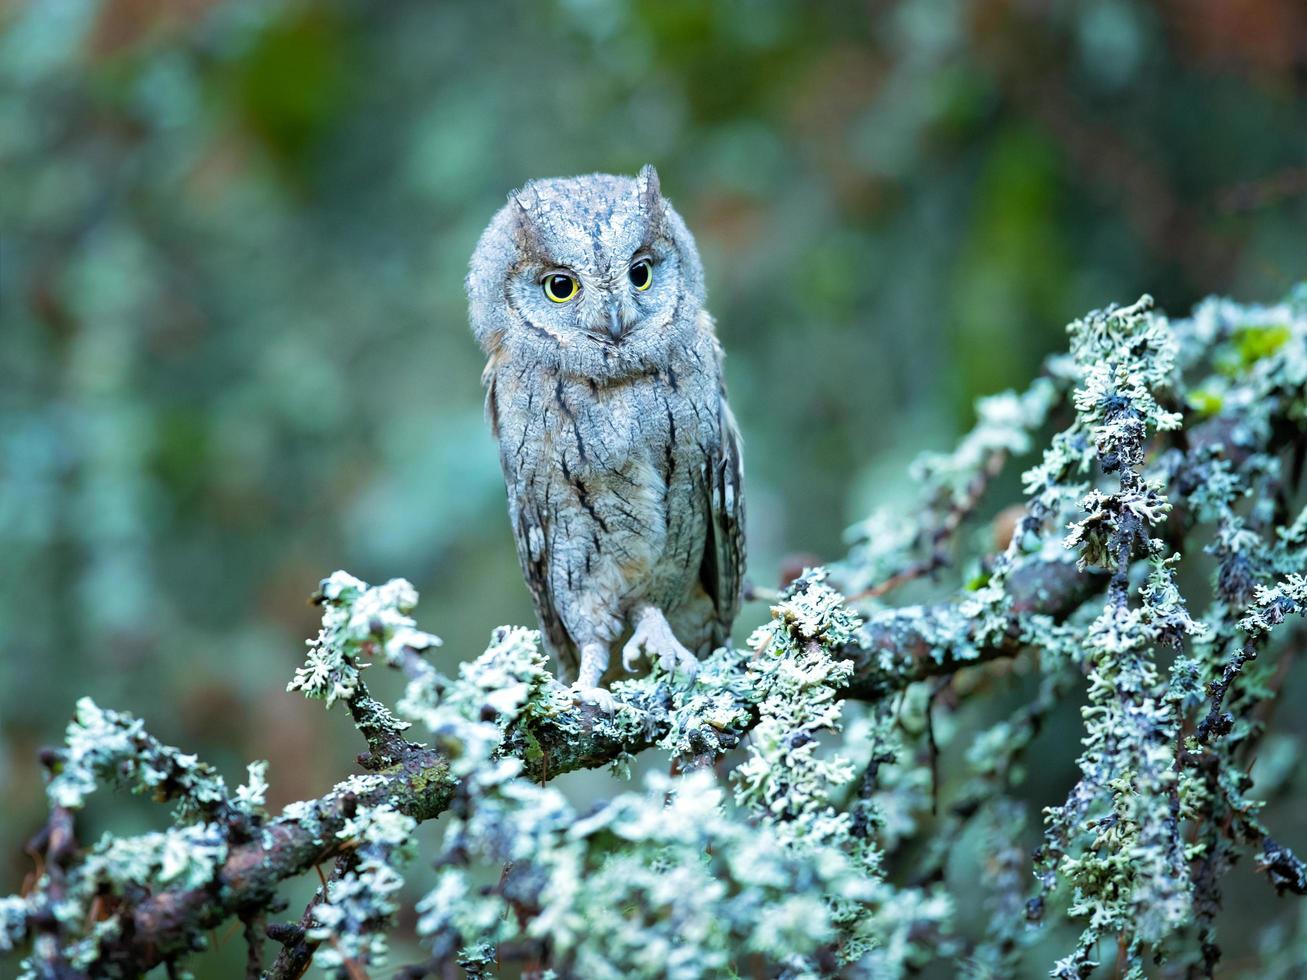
[636,164,665,237]
[510,180,539,216]
[509,182,547,253]
[636,164,661,202]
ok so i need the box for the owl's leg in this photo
[573,642,616,712]
[622,604,699,680]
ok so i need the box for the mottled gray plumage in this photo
[467,166,745,706]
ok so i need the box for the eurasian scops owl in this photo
[467,165,744,709]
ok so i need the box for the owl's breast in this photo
[489,355,718,645]
[572,371,713,602]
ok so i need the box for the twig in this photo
[242,913,265,980]
[924,677,952,817]
[849,450,1008,602]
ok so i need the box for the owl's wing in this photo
[700,391,746,649]
[510,499,578,677]
[487,371,579,679]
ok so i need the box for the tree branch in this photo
[79,747,452,974]
[843,557,1101,699]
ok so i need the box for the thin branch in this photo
[242,912,266,980]
[849,449,1009,603]
[266,867,337,980]
[843,556,1103,699]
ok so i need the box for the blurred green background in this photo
[2,0,1305,974]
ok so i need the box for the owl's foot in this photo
[622,604,699,681]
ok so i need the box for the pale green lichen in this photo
[234,760,269,811]
[734,572,859,848]
[46,697,233,817]
[308,803,418,971]
[0,895,30,955]
[77,824,228,894]
[288,570,441,708]
[833,287,1307,976]
[1035,298,1203,976]
[654,646,755,760]
[1239,575,1306,638]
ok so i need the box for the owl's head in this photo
[467,166,706,378]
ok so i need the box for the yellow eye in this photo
[629,258,653,291]
[542,272,580,303]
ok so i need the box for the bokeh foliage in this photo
[2,1,1305,976]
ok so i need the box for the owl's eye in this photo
[542,273,580,303]
[629,258,653,291]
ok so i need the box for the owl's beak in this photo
[605,301,625,341]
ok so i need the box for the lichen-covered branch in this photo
[842,554,1101,699]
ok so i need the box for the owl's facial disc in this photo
[484,168,700,371]
[531,262,642,343]
[519,236,668,346]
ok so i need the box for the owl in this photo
[467,165,745,709]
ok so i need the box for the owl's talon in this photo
[571,684,617,713]
[660,645,699,681]
[622,604,699,683]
